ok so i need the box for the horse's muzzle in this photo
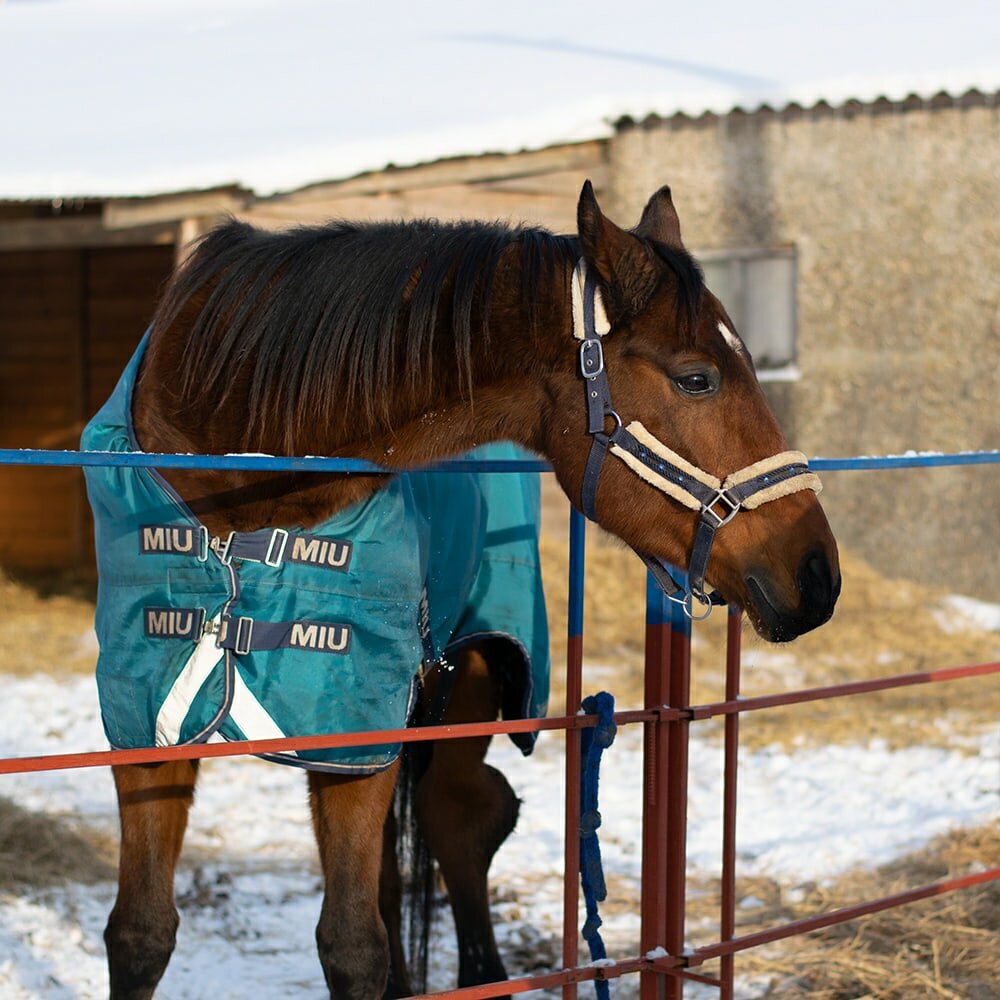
[746,548,841,642]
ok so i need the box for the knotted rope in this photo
[579,691,618,999]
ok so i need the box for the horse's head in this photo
[543,182,840,641]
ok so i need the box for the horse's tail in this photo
[396,738,435,995]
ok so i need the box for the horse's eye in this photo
[674,372,715,396]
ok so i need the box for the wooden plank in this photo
[89,350,144,373]
[0,217,175,251]
[0,499,78,523]
[90,246,173,282]
[0,247,87,568]
[0,247,79,273]
[103,187,249,230]
[474,164,609,197]
[0,469,79,506]
[0,421,79,446]
[89,299,160,330]
[0,249,79,454]
[0,342,77,363]
[267,140,606,205]
[247,184,583,231]
[175,216,217,266]
[0,533,79,568]
[0,388,76,411]
[85,244,174,419]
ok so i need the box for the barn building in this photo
[0,4,996,596]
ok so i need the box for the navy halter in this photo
[572,261,821,618]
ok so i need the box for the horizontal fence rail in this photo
[2,661,995,777]
[0,447,998,473]
[1,445,998,997]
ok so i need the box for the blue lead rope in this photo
[579,691,617,1000]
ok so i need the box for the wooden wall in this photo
[1,140,607,571]
[241,142,608,233]
[0,245,174,570]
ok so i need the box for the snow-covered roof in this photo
[1,0,997,200]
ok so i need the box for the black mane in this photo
[154,218,576,450]
[649,239,705,333]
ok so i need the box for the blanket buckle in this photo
[264,528,289,567]
[212,531,235,565]
[234,616,254,656]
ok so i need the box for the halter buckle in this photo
[579,338,605,379]
[702,489,741,527]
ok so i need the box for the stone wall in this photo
[609,100,1000,598]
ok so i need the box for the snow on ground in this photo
[0,671,996,998]
[933,594,1000,635]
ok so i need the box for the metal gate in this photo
[0,445,997,998]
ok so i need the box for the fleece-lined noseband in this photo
[572,260,821,618]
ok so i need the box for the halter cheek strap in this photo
[572,259,822,617]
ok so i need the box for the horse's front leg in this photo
[310,761,400,999]
[105,759,199,1000]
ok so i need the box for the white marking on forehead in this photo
[717,321,745,356]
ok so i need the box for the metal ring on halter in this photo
[666,588,715,620]
[608,409,622,431]
[701,488,741,528]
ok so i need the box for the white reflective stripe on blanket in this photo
[155,616,225,747]
[228,671,296,752]
[154,613,295,751]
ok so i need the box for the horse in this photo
[85,181,840,999]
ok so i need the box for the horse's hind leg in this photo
[416,645,520,990]
[380,805,413,998]
[310,762,400,999]
[105,760,199,1000]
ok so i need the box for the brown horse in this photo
[101,182,839,998]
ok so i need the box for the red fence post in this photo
[640,571,673,1000]
[663,591,693,1000]
[720,607,742,998]
[563,508,587,1000]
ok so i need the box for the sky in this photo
[1,0,997,197]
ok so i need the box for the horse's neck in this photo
[347,265,569,467]
[136,249,571,532]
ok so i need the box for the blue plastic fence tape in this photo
[579,691,618,1000]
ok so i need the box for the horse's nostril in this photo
[798,551,836,610]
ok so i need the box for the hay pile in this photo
[722,824,1000,999]
[0,569,97,678]
[0,796,114,889]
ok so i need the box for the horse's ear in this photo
[634,185,684,248]
[577,180,660,320]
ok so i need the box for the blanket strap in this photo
[214,616,352,656]
[215,528,353,570]
[137,524,354,570]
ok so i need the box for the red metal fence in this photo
[0,446,998,998]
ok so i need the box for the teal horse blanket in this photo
[82,338,549,772]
